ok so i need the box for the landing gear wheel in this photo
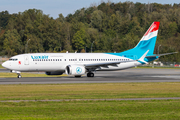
[87,72,94,77]
[17,75,22,78]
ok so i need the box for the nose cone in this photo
[2,62,8,69]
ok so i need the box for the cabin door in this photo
[24,56,29,65]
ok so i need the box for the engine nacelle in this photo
[45,71,64,75]
[65,65,86,75]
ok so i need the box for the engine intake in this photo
[65,65,86,75]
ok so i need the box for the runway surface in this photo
[1,68,180,84]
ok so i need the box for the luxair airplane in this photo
[2,22,176,78]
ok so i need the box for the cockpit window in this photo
[9,58,18,61]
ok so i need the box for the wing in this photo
[84,60,134,69]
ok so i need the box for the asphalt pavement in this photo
[1,68,180,84]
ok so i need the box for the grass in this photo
[1,83,180,101]
[0,64,3,68]
[0,100,180,119]
[0,72,66,78]
[1,83,180,119]
[136,66,180,69]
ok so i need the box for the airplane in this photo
[2,21,177,78]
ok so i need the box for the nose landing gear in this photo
[17,73,22,78]
[11,70,22,78]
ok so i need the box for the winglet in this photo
[138,50,149,64]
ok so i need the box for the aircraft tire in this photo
[87,72,94,77]
[17,75,22,78]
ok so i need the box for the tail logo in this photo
[144,22,160,36]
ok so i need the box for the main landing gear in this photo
[87,72,94,77]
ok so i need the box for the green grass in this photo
[0,72,66,78]
[1,83,180,101]
[136,65,180,69]
[1,83,180,119]
[0,64,3,68]
[0,100,180,119]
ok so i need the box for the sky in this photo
[0,0,180,19]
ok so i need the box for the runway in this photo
[1,68,180,84]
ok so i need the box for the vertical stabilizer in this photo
[121,21,160,58]
[135,21,160,54]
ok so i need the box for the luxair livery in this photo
[2,22,177,78]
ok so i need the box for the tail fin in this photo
[121,21,160,58]
[135,21,160,55]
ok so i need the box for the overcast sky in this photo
[0,0,179,19]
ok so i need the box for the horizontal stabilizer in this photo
[146,52,178,58]
[137,50,149,64]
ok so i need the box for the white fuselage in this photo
[2,53,141,72]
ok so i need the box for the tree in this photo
[2,29,22,56]
[72,29,86,51]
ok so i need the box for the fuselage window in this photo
[9,58,18,61]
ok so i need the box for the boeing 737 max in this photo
[2,22,177,78]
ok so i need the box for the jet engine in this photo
[45,71,64,75]
[65,65,86,75]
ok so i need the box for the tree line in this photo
[0,1,180,62]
